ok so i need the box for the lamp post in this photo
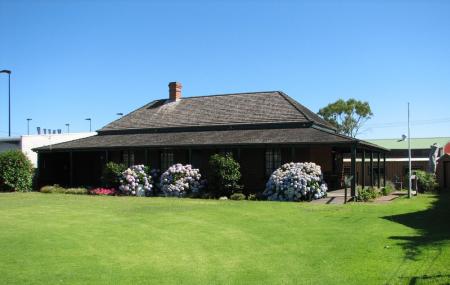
[0,70,11,137]
[65,123,70,134]
[407,102,411,198]
[26,118,32,135]
[85,118,91,132]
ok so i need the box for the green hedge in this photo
[0,150,34,192]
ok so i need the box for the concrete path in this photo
[311,190,406,205]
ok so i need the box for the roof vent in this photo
[168,82,182,101]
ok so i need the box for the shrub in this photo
[40,185,65,193]
[0,150,34,192]
[357,187,379,202]
[264,162,328,201]
[414,170,438,192]
[247,194,257,201]
[64,188,88,195]
[101,162,126,188]
[160,164,204,197]
[230,193,246,200]
[90,188,117,196]
[381,181,395,196]
[119,165,153,196]
[149,169,161,195]
[39,185,87,195]
[208,153,243,197]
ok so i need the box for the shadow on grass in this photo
[382,192,450,284]
[383,192,450,261]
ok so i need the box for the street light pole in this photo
[26,118,32,135]
[85,118,91,132]
[65,123,70,134]
[0,70,12,137]
[408,102,412,199]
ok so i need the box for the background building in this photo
[0,133,96,167]
[344,137,450,188]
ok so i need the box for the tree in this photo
[318,99,373,137]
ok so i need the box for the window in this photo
[161,151,174,171]
[129,151,135,166]
[265,148,281,176]
[122,151,128,165]
[122,150,134,166]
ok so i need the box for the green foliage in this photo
[230,193,246,200]
[101,162,126,188]
[40,185,88,195]
[40,185,65,193]
[208,153,243,197]
[357,187,379,202]
[0,150,34,192]
[415,170,438,192]
[381,181,395,196]
[64,188,89,195]
[247,194,257,201]
[318,99,373,137]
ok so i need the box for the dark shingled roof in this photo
[35,127,386,151]
[34,90,387,152]
[100,91,335,132]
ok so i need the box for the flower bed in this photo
[119,165,153,196]
[90,188,117,196]
[160,164,203,197]
[264,162,328,201]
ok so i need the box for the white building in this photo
[0,132,96,167]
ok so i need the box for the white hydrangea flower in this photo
[160,163,204,197]
[264,162,327,202]
[119,165,153,196]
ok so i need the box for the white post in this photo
[408,102,412,198]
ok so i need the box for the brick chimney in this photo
[169,82,182,101]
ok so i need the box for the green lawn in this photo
[0,193,449,284]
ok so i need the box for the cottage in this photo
[35,82,387,197]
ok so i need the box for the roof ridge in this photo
[276,91,313,122]
[180,90,280,99]
[277,91,336,130]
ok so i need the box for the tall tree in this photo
[318,99,373,138]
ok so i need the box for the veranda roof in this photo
[35,127,387,152]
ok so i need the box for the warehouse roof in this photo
[367,137,450,150]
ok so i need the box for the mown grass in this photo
[0,192,449,284]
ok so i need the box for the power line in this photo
[365,117,450,129]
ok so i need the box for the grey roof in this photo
[100,91,335,132]
[35,127,386,151]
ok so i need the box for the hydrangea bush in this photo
[160,164,203,197]
[264,162,328,201]
[118,165,153,196]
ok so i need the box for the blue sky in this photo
[0,0,449,139]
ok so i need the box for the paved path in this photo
[311,190,406,205]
